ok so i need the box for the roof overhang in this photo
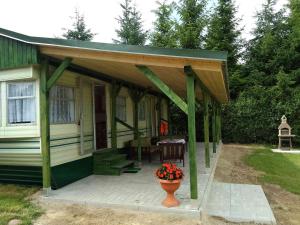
[0,27,230,103]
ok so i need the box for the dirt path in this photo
[34,201,202,225]
[214,144,300,225]
[33,144,300,225]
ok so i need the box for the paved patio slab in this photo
[41,143,222,218]
[272,149,300,154]
[205,182,276,224]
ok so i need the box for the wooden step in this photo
[111,160,134,169]
[102,154,127,162]
[123,167,141,173]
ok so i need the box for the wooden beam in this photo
[203,91,210,168]
[184,66,219,104]
[40,46,223,71]
[136,65,188,114]
[212,101,217,153]
[186,73,198,199]
[46,57,72,91]
[40,59,51,195]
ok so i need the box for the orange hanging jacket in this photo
[160,120,168,136]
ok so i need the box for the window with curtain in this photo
[138,100,146,121]
[7,82,36,124]
[116,96,126,121]
[49,85,75,124]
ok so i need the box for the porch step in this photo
[93,150,138,176]
[111,160,134,169]
[123,167,141,173]
[101,154,127,163]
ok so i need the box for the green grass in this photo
[0,184,42,225]
[245,148,300,195]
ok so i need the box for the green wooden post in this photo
[203,92,210,168]
[110,81,120,150]
[167,99,172,137]
[216,105,221,143]
[219,106,222,142]
[157,98,162,138]
[147,97,152,137]
[186,73,198,199]
[212,101,217,153]
[40,59,51,195]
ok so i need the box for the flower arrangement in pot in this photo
[155,162,184,207]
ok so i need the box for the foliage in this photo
[176,0,207,48]
[0,184,41,225]
[245,148,300,195]
[62,9,96,41]
[156,162,184,180]
[205,0,243,74]
[150,0,178,48]
[221,0,300,145]
[114,0,147,45]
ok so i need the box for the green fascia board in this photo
[51,156,93,189]
[0,27,228,61]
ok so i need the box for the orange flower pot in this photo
[159,179,181,207]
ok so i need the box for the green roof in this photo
[0,27,228,61]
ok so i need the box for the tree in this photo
[150,0,177,48]
[62,9,96,41]
[205,0,242,73]
[114,0,147,45]
[176,0,207,49]
[243,0,289,87]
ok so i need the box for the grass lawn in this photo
[0,184,42,225]
[245,148,300,195]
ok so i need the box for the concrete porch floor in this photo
[42,142,221,218]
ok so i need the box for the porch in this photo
[42,142,222,217]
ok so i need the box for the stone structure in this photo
[278,115,295,149]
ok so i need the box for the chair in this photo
[159,143,185,166]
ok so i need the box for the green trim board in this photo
[51,156,93,189]
[0,27,228,62]
[0,165,42,186]
[0,35,38,70]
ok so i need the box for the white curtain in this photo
[50,86,75,123]
[8,82,36,124]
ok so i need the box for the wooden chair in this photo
[159,143,185,167]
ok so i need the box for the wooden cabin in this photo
[0,27,229,199]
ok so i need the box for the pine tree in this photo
[205,0,242,73]
[62,9,96,41]
[244,0,289,87]
[114,0,147,45]
[176,0,207,49]
[150,0,177,48]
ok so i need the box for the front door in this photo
[94,85,107,149]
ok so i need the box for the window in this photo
[116,96,126,121]
[138,101,146,121]
[7,82,36,124]
[50,86,75,124]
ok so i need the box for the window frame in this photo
[49,85,76,125]
[116,96,127,122]
[6,81,37,126]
